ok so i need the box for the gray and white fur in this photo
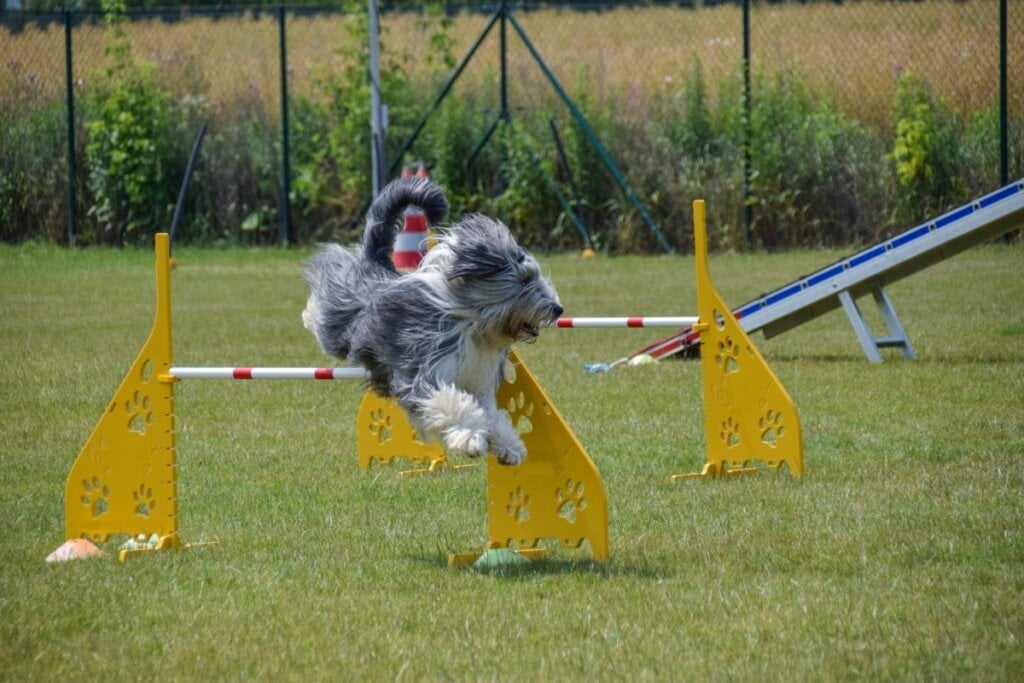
[302,177,562,466]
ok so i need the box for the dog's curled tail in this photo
[362,177,449,269]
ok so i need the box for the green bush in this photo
[290,0,457,243]
[83,73,176,245]
[888,71,963,225]
[289,6,378,240]
[195,97,281,245]
[81,0,178,245]
[717,67,886,250]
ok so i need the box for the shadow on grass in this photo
[404,552,674,581]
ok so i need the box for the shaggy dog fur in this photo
[302,177,562,465]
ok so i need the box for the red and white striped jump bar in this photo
[169,367,369,380]
[167,319,697,379]
[554,316,698,328]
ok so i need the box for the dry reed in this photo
[2,1,1018,130]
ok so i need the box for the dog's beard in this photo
[449,275,562,347]
[429,225,563,348]
[504,301,557,342]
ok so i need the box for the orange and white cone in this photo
[392,164,431,272]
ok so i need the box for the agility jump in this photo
[57,201,802,565]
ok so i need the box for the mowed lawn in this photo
[1,238,1022,679]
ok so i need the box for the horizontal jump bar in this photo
[167,318,699,380]
[169,367,369,380]
[555,316,697,328]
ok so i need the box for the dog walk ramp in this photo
[633,179,1024,363]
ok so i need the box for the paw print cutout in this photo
[506,392,535,435]
[720,417,741,448]
[86,436,111,467]
[713,308,727,330]
[759,409,786,447]
[715,336,740,374]
[556,478,587,523]
[125,390,155,435]
[368,408,393,444]
[502,359,518,385]
[506,487,530,523]
[81,477,111,518]
[133,483,156,518]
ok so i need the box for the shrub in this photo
[289,0,458,243]
[490,118,562,249]
[715,66,891,250]
[888,71,962,224]
[82,0,178,246]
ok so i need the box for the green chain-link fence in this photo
[1,1,1020,250]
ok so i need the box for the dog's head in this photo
[425,215,562,345]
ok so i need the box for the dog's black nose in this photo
[552,304,564,319]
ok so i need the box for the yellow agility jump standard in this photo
[678,200,803,480]
[357,350,609,567]
[56,199,801,565]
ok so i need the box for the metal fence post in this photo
[742,0,752,251]
[999,0,1008,186]
[500,0,509,122]
[278,5,293,245]
[369,0,385,197]
[64,9,77,246]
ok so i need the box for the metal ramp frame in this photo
[838,287,915,363]
[633,179,1024,363]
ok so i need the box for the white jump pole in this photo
[169,367,370,380]
[167,319,696,380]
[554,316,697,328]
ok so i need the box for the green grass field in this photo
[1,240,1022,679]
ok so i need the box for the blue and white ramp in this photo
[633,179,1024,363]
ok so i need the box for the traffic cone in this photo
[392,163,431,272]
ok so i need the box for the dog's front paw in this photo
[444,428,489,458]
[490,434,526,467]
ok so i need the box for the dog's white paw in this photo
[444,428,489,458]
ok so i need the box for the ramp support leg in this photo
[871,286,916,359]
[838,286,916,363]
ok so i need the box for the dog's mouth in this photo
[518,322,540,339]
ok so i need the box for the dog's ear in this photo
[446,218,520,281]
[447,245,508,281]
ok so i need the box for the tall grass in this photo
[5,2,1016,122]
[1,241,1022,678]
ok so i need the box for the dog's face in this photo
[426,215,563,344]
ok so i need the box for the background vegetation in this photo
[1,0,1021,250]
[2,241,1022,678]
